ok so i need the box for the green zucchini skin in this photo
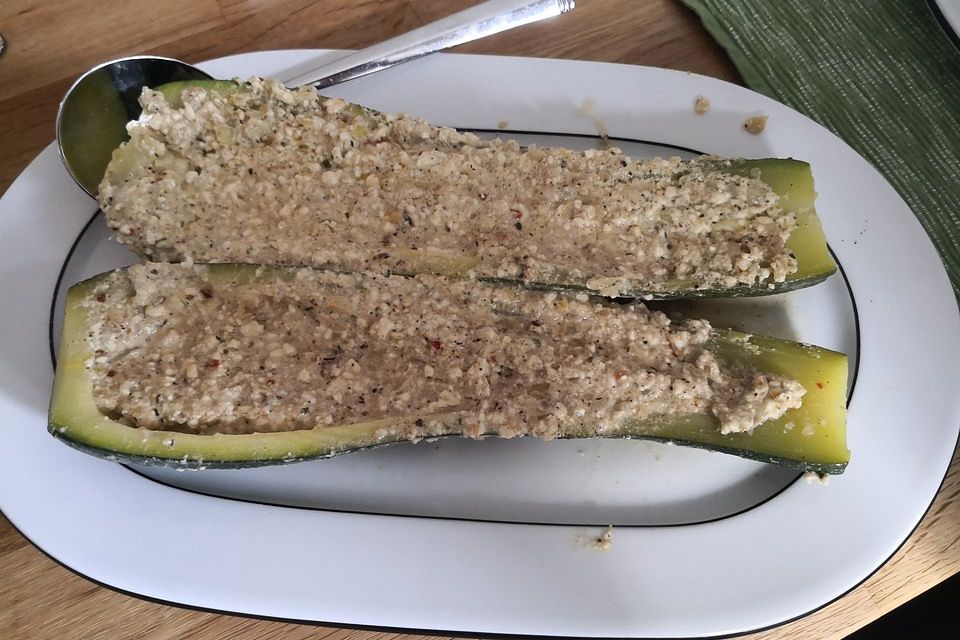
[49,266,849,474]
[51,430,846,475]
[134,81,837,300]
[153,80,242,107]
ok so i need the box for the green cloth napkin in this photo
[682,0,960,293]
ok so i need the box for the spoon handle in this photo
[284,0,575,89]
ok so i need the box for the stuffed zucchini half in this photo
[50,264,849,474]
[98,79,837,300]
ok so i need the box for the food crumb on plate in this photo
[577,526,614,551]
[694,95,710,114]
[575,98,610,143]
[743,115,768,134]
[595,526,613,550]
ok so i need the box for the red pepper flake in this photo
[95,293,106,303]
[106,370,116,378]
[613,369,628,381]
[487,355,498,364]
[816,382,824,389]
[431,340,443,351]
[511,209,523,219]
[207,359,221,369]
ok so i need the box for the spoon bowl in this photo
[56,56,211,197]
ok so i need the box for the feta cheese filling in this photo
[100,78,798,296]
[84,264,805,439]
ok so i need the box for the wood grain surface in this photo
[1,1,958,638]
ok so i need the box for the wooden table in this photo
[2,1,958,638]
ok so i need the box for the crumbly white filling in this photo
[99,78,797,295]
[84,264,804,438]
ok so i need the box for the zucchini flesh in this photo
[49,266,849,474]
[103,80,837,301]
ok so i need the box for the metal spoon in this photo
[56,0,575,197]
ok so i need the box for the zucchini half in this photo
[103,80,837,301]
[50,266,849,474]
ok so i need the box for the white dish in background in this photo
[1,50,958,638]
[935,0,960,39]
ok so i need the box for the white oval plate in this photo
[1,50,959,638]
